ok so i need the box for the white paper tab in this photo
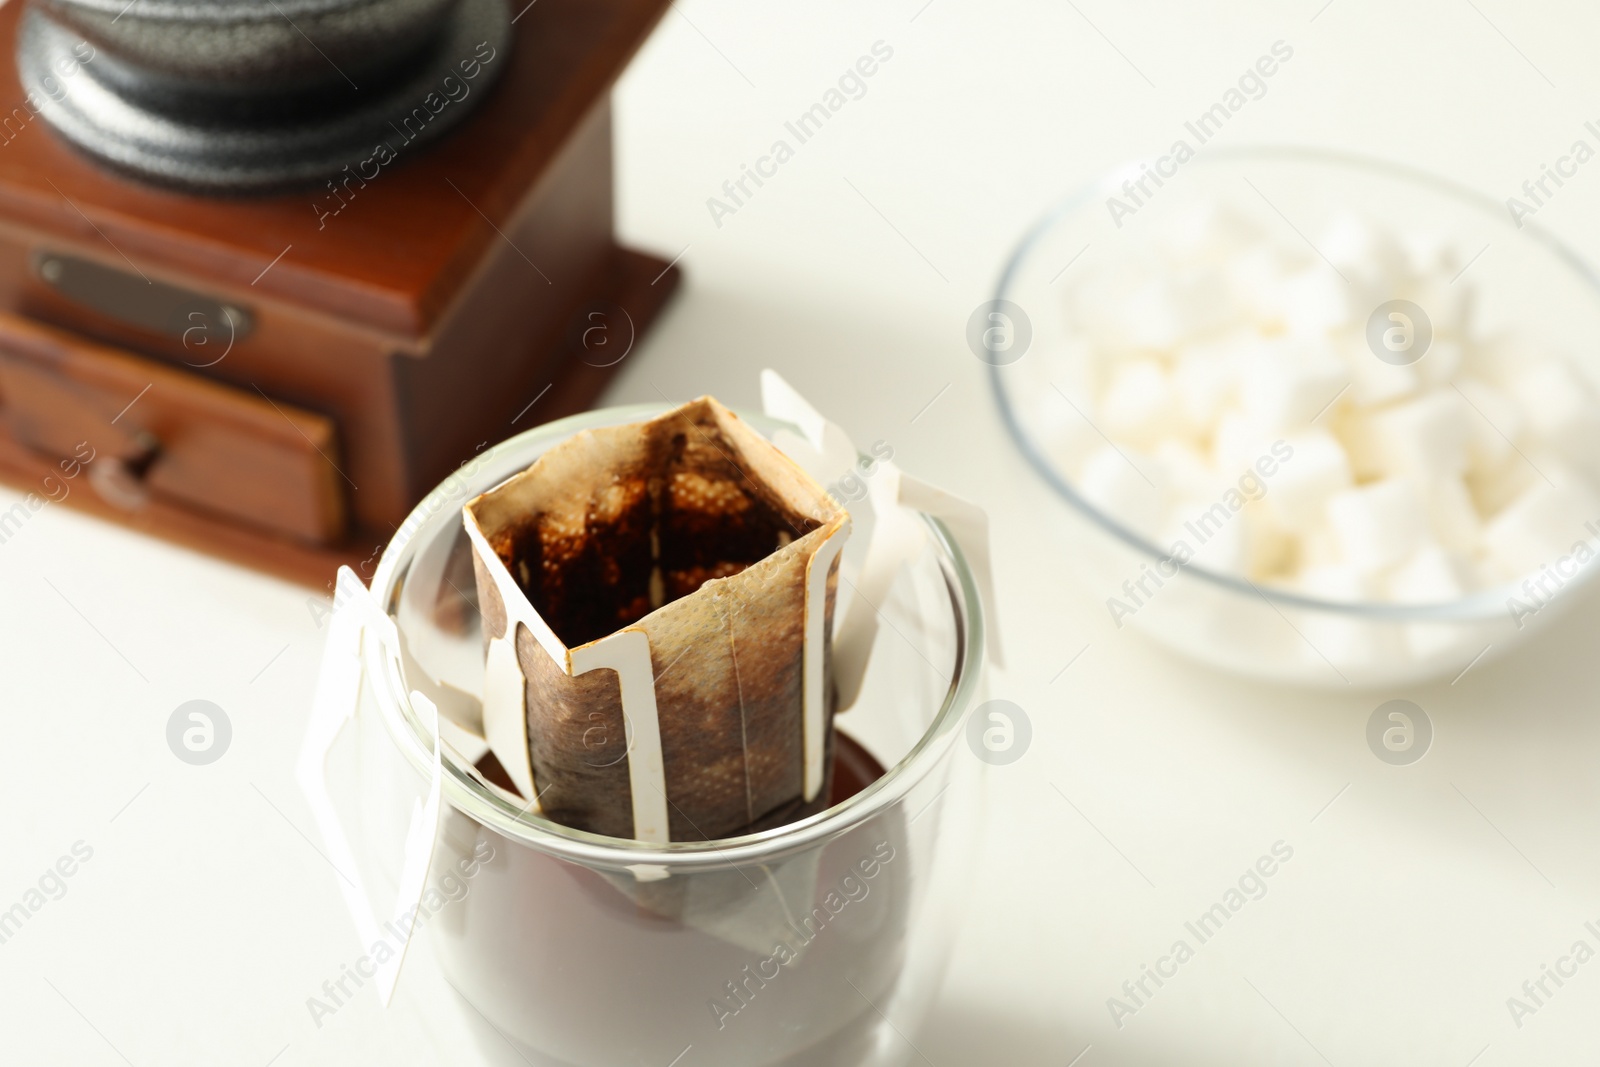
[763,371,1002,709]
[298,566,444,1007]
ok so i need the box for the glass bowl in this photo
[988,145,1600,689]
[337,404,986,1066]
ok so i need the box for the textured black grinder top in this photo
[19,0,512,192]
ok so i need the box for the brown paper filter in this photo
[463,397,850,842]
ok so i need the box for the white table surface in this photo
[5,1,1600,1064]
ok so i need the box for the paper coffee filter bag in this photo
[463,396,850,845]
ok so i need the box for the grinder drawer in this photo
[0,313,346,545]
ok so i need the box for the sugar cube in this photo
[1508,361,1600,477]
[1296,562,1378,602]
[1455,377,1524,471]
[1173,335,1245,434]
[1347,340,1422,407]
[1280,268,1354,336]
[1384,543,1467,603]
[1078,443,1168,537]
[1263,428,1353,529]
[1482,468,1600,582]
[1363,389,1471,482]
[1239,335,1351,430]
[1429,475,1483,555]
[1326,479,1427,573]
[1100,359,1176,447]
[1210,408,1276,474]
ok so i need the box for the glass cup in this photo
[336,404,986,1067]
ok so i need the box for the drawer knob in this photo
[89,432,161,511]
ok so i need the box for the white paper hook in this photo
[761,370,1002,711]
[297,566,443,1007]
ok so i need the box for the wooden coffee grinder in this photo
[0,0,679,585]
